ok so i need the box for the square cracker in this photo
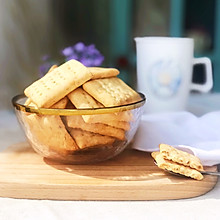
[88,67,119,79]
[159,144,204,171]
[24,59,92,108]
[83,77,141,107]
[67,87,130,130]
[65,115,125,140]
[69,128,115,149]
[22,113,78,155]
[151,152,203,180]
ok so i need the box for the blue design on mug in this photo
[148,60,182,98]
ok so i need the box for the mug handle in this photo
[190,57,213,92]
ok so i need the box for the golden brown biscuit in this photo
[152,152,203,180]
[24,59,92,108]
[69,128,115,149]
[22,113,78,155]
[67,87,130,130]
[159,144,204,171]
[83,77,141,107]
[65,115,125,140]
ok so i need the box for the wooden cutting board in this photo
[0,142,218,201]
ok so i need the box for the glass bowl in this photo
[12,94,146,164]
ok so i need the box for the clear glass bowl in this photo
[12,94,146,164]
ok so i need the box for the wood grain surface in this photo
[0,142,218,201]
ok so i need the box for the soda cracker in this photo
[24,59,92,108]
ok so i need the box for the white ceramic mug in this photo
[134,37,213,113]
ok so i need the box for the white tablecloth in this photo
[0,93,220,220]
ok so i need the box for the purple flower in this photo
[39,42,104,77]
[62,47,74,57]
[61,42,104,67]
[74,42,85,52]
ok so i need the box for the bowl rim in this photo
[12,93,146,115]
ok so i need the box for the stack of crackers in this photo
[22,59,142,157]
[152,144,204,180]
